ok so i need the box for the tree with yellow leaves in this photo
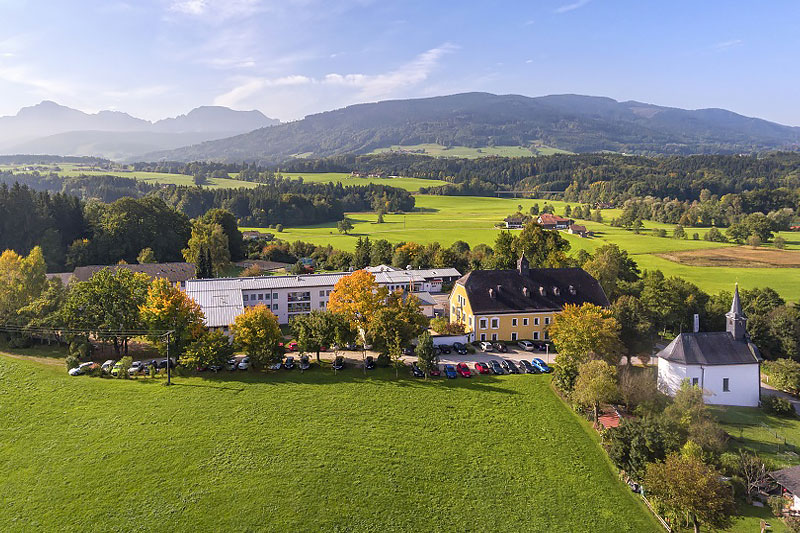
[140,278,206,357]
[0,246,47,320]
[327,270,387,338]
[230,304,282,369]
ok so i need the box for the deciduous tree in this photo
[571,360,618,427]
[140,278,206,357]
[231,304,283,369]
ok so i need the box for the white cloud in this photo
[554,0,591,14]
[214,75,312,107]
[713,39,743,51]
[168,0,263,19]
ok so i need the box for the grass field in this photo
[369,143,573,158]
[712,406,800,468]
[0,352,660,532]
[274,171,449,192]
[247,194,800,301]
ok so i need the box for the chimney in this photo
[553,286,560,296]
[488,288,495,299]
[693,314,700,333]
[539,286,546,296]
[496,284,503,294]
[523,287,529,297]
[568,285,576,296]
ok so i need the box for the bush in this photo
[786,515,800,533]
[65,355,79,370]
[763,395,796,417]
[116,356,133,378]
[764,359,800,394]
[8,334,32,348]
[69,338,90,360]
[769,495,787,517]
[775,236,787,249]
[654,228,667,238]
[376,353,390,367]
[553,360,579,394]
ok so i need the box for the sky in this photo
[1,0,799,125]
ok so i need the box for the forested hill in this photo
[141,92,800,163]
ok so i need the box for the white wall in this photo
[657,358,761,407]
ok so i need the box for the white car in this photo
[68,362,94,376]
[479,341,494,352]
[226,359,238,371]
[237,357,250,370]
[518,340,535,351]
[269,360,283,370]
[101,359,115,373]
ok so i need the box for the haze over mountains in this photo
[144,93,800,164]
[0,102,279,160]
[3,93,800,163]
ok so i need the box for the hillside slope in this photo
[141,92,800,162]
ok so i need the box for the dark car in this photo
[402,347,415,357]
[519,359,540,374]
[365,355,376,370]
[504,359,520,374]
[332,356,345,370]
[456,362,472,378]
[444,364,458,379]
[493,342,508,353]
[429,366,441,377]
[532,358,553,373]
[410,362,424,378]
[157,358,176,369]
[299,355,310,371]
[489,360,505,375]
[344,342,358,351]
[533,341,548,352]
[438,344,452,354]
[474,361,490,374]
[452,342,468,355]
[284,356,295,370]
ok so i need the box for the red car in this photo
[429,366,441,377]
[286,341,298,352]
[474,362,490,375]
[456,362,472,378]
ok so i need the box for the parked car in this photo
[474,361,490,374]
[532,341,548,352]
[493,342,508,353]
[157,358,176,370]
[479,341,494,352]
[299,355,310,371]
[410,362,424,378]
[110,361,124,376]
[127,360,145,375]
[365,355,376,370]
[209,364,223,372]
[269,360,283,370]
[438,344,452,354]
[68,361,95,376]
[284,356,295,370]
[101,359,115,373]
[332,356,345,370]
[504,359,520,374]
[443,364,458,379]
[344,342,358,351]
[456,362,472,378]
[237,357,250,370]
[519,360,539,374]
[226,359,238,371]
[452,342,468,355]
[286,341,298,352]
[532,358,553,373]
[429,366,441,378]
[518,340,535,351]
[489,360,505,375]
[402,347,415,357]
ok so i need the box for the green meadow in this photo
[369,143,573,158]
[0,352,660,533]
[274,171,449,191]
[249,194,800,302]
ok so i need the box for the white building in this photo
[186,267,460,328]
[657,285,762,407]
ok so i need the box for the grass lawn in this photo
[250,194,800,302]
[369,143,574,158]
[711,406,800,468]
[273,171,449,192]
[0,352,660,532]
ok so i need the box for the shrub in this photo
[8,334,32,348]
[552,360,579,394]
[430,316,466,335]
[775,236,787,249]
[654,228,667,238]
[747,234,762,247]
[764,359,800,394]
[276,224,284,232]
[692,232,700,240]
[116,356,133,378]
[786,515,800,532]
[769,495,787,518]
[69,338,90,359]
[65,355,79,370]
[763,395,796,417]
[376,353,391,367]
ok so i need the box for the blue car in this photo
[532,358,552,373]
[444,364,458,379]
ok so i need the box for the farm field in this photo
[0,163,259,189]
[249,194,800,301]
[0,352,660,533]
[273,171,449,192]
[369,143,574,158]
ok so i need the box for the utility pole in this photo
[165,331,172,386]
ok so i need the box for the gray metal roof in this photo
[186,286,243,328]
[771,466,800,495]
[656,332,762,366]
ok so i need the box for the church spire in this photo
[726,283,747,341]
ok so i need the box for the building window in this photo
[320,290,325,297]
[243,294,249,301]
[491,318,499,329]
[479,318,487,329]
[319,301,325,308]
[491,333,497,341]
[722,378,730,392]
[534,317,539,326]
[272,304,278,310]
[327,290,331,296]
[544,317,551,325]
[288,291,311,302]
[692,377,699,387]
[523,318,529,326]
[469,316,474,328]
[533,331,539,340]
[544,331,549,339]
[264,293,271,300]
[512,318,518,327]
[480,333,486,341]
[511,332,518,341]
[272,293,278,300]
[258,293,264,300]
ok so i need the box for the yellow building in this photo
[449,255,610,342]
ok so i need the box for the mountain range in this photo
[0,101,279,160]
[142,92,800,163]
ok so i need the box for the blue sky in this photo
[1,0,799,125]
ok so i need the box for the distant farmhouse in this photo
[567,224,591,237]
[48,262,197,289]
[186,266,461,330]
[537,214,573,230]
[657,285,762,407]
[504,213,531,229]
[449,254,609,342]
